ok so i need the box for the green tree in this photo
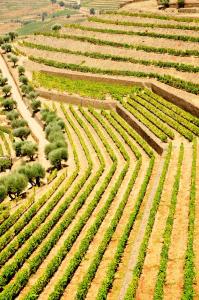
[1,43,12,53]
[5,173,28,199]
[45,140,67,158]
[13,127,30,140]
[11,119,27,128]
[0,185,7,202]
[0,157,12,172]
[48,147,68,169]
[31,163,45,186]
[2,85,12,97]
[0,77,8,87]
[21,141,38,160]
[2,98,16,111]
[6,110,19,121]
[18,66,25,76]
[8,32,18,41]
[19,75,28,85]
[13,140,23,157]
[31,99,41,116]
[10,56,18,68]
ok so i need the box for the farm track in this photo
[135,143,181,299]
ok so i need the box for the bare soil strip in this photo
[135,143,179,299]
[163,142,192,300]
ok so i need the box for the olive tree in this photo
[2,85,12,97]
[10,56,18,68]
[13,126,30,140]
[5,173,28,199]
[48,147,68,169]
[2,98,16,111]
[21,141,38,160]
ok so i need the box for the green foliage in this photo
[20,141,38,160]
[0,77,8,87]
[22,41,199,74]
[5,172,28,199]
[13,126,30,140]
[51,24,62,31]
[0,157,12,172]
[1,43,12,53]
[48,147,68,169]
[6,110,19,121]
[18,66,25,76]
[19,75,28,85]
[10,55,18,68]
[67,23,199,43]
[11,119,28,128]
[34,31,199,57]
[2,98,16,111]
[2,85,12,97]
[29,56,199,95]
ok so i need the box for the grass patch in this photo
[32,72,140,100]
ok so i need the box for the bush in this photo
[30,99,41,115]
[52,24,62,31]
[48,147,68,169]
[13,141,23,157]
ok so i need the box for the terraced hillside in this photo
[81,0,131,10]
[16,10,199,95]
[0,5,199,300]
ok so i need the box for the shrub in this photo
[52,24,62,31]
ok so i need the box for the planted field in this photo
[0,4,199,300]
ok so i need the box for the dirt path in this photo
[0,54,48,166]
[163,142,192,300]
[117,151,164,300]
[135,143,180,299]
